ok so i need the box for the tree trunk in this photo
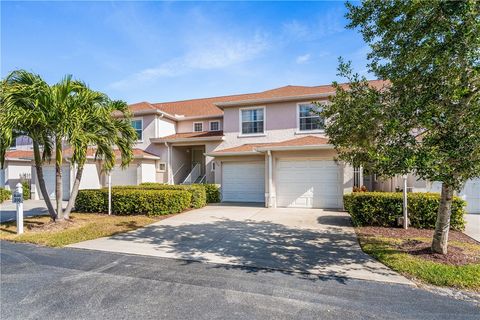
[32,141,57,221]
[431,183,454,254]
[55,138,64,220]
[63,163,84,219]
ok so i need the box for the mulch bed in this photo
[27,218,78,232]
[356,227,480,266]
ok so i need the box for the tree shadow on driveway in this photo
[106,216,403,282]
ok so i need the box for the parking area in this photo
[69,204,411,285]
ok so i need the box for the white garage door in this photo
[111,165,137,186]
[276,159,341,209]
[431,179,480,213]
[41,165,70,200]
[222,161,265,202]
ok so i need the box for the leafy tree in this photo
[1,70,137,221]
[322,0,480,254]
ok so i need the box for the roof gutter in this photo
[132,109,177,120]
[214,92,334,108]
[205,151,261,157]
[150,136,225,144]
[255,144,335,152]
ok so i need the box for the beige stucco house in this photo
[2,80,478,212]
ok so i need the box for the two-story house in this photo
[2,80,478,213]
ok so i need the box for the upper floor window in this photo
[209,121,220,131]
[131,119,143,141]
[298,103,324,131]
[193,122,203,132]
[241,107,264,135]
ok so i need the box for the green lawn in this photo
[0,213,166,247]
[356,228,480,291]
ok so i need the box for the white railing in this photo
[182,163,201,184]
[173,163,186,183]
[198,175,206,184]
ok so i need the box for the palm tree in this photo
[61,88,137,219]
[1,70,137,221]
[1,70,57,220]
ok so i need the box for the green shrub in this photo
[21,181,31,200]
[135,183,207,208]
[343,192,466,230]
[75,189,108,213]
[74,188,191,216]
[0,188,12,203]
[111,189,191,216]
[194,183,220,203]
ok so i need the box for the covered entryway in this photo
[222,161,265,202]
[40,165,70,200]
[276,159,341,209]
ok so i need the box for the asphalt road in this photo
[1,241,478,320]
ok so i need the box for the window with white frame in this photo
[131,119,143,140]
[209,121,220,131]
[298,103,324,131]
[156,161,166,172]
[193,122,203,132]
[241,108,264,134]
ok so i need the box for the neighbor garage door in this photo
[222,161,265,202]
[111,165,137,186]
[431,179,480,213]
[276,159,341,208]
[41,165,70,200]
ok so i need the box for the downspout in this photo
[165,142,172,184]
[267,150,274,208]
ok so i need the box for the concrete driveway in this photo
[70,204,411,285]
[0,200,67,223]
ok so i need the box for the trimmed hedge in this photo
[74,188,191,216]
[21,181,31,200]
[343,192,466,230]
[75,189,108,213]
[0,188,11,203]
[193,183,220,203]
[137,183,206,208]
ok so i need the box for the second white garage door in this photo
[222,161,265,202]
[111,165,137,186]
[276,159,342,209]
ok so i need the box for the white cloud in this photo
[110,32,269,89]
[281,8,345,42]
[296,53,311,64]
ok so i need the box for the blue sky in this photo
[1,1,370,103]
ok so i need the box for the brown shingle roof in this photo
[5,148,158,161]
[213,136,330,154]
[5,150,34,160]
[130,80,388,118]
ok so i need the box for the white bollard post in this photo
[14,183,24,234]
[108,173,112,215]
[402,175,408,230]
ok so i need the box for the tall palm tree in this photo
[61,87,137,219]
[1,70,137,221]
[1,70,57,220]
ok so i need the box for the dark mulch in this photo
[357,226,479,245]
[356,227,480,266]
